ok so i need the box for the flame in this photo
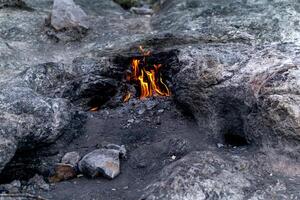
[90,107,99,112]
[125,46,171,100]
[123,92,132,102]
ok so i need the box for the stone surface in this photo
[61,152,81,167]
[78,149,120,179]
[51,0,88,31]
[141,151,297,200]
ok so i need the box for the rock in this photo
[217,143,224,148]
[105,144,127,158]
[145,101,158,110]
[138,107,146,115]
[78,149,120,179]
[0,74,77,174]
[157,109,164,113]
[1,180,21,194]
[61,152,81,167]
[128,119,134,123]
[0,0,25,8]
[130,7,154,15]
[0,137,17,174]
[28,174,50,191]
[49,164,77,183]
[173,43,300,148]
[50,0,89,31]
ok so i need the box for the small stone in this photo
[217,143,224,148]
[49,163,77,183]
[61,151,81,167]
[79,149,120,179]
[171,155,176,160]
[28,174,50,191]
[128,119,134,123]
[138,107,146,115]
[130,7,154,15]
[145,101,158,110]
[158,109,164,113]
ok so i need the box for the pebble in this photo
[61,151,81,167]
[217,143,224,148]
[158,109,164,113]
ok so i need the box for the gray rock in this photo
[173,44,300,150]
[78,149,120,179]
[61,152,81,167]
[105,144,127,158]
[141,151,297,200]
[1,180,21,194]
[51,0,88,31]
[28,174,49,191]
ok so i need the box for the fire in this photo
[125,46,171,100]
[123,92,132,102]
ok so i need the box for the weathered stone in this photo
[61,152,80,167]
[51,0,88,31]
[141,151,296,200]
[78,149,120,179]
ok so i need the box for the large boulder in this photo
[173,44,300,149]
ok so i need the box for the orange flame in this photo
[125,46,171,100]
[123,92,132,102]
[90,107,99,112]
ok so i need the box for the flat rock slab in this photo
[78,149,120,179]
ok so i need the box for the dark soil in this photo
[35,97,214,200]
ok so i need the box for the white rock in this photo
[78,149,120,179]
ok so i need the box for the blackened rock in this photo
[78,149,120,179]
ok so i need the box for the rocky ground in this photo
[0,0,300,199]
